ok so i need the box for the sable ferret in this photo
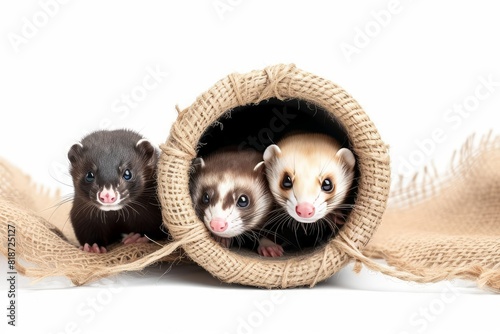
[189,148,282,256]
[258,132,356,254]
[68,129,167,253]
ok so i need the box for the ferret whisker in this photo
[120,206,127,221]
[72,201,93,219]
[321,216,336,230]
[128,199,149,212]
[100,209,107,225]
[326,203,355,211]
[244,230,260,244]
[313,222,323,246]
[232,235,242,249]
[258,225,295,246]
[43,196,74,224]
[262,214,289,232]
[241,211,267,221]
[125,203,141,217]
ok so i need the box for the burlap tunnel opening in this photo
[158,64,391,288]
[196,98,354,158]
[194,98,359,252]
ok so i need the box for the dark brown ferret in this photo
[68,129,167,253]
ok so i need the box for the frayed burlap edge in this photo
[362,132,500,292]
[0,158,184,286]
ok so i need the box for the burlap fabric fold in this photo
[363,133,500,291]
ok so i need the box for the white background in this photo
[1,1,500,333]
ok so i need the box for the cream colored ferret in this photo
[257,132,356,256]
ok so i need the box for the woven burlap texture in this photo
[158,64,390,288]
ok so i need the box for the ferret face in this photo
[263,134,356,224]
[190,151,272,239]
[68,130,158,212]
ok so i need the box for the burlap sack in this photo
[158,64,391,288]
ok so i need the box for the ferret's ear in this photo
[68,143,83,165]
[263,144,281,162]
[135,139,157,163]
[253,161,265,173]
[336,148,356,170]
[191,157,205,173]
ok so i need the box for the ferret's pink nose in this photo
[210,218,228,232]
[296,203,315,218]
[99,189,117,203]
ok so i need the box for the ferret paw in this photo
[122,233,149,245]
[258,245,284,257]
[258,238,284,257]
[80,243,107,254]
[214,236,231,248]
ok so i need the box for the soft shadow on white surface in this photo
[2,259,498,334]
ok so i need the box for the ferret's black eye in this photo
[85,171,95,183]
[123,169,132,181]
[321,178,334,192]
[236,195,249,208]
[202,192,210,204]
[281,174,293,190]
